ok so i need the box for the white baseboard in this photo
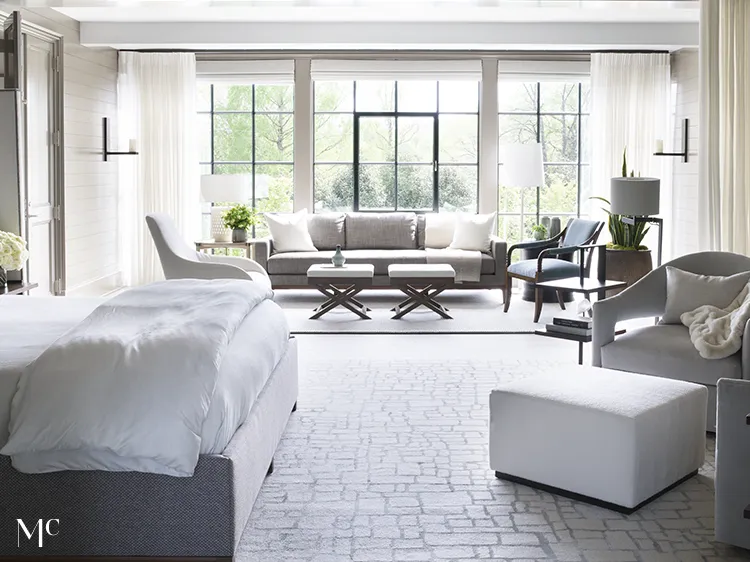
[65,271,124,297]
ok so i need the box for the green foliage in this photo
[589,196,649,250]
[531,224,548,240]
[223,204,259,231]
[622,147,627,178]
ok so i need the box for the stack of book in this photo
[546,317,592,337]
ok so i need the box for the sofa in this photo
[592,251,750,432]
[250,212,508,289]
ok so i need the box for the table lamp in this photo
[610,177,663,266]
[200,174,252,242]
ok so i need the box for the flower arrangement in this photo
[0,230,29,271]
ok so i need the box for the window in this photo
[313,80,479,213]
[198,82,294,237]
[497,81,590,247]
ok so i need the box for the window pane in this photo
[197,83,211,112]
[359,117,395,163]
[398,117,433,163]
[256,114,294,162]
[498,181,522,214]
[315,81,354,113]
[197,113,212,162]
[213,85,253,111]
[541,165,578,214]
[397,81,437,112]
[214,163,252,175]
[581,115,590,164]
[497,214,523,249]
[355,81,395,112]
[438,165,477,212]
[581,82,591,113]
[314,114,354,162]
[213,114,253,162]
[359,164,395,210]
[498,114,537,145]
[541,115,578,163]
[439,115,477,163]
[540,83,579,113]
[397,165,433,210]
[439,81,478,113]
[579,164,592,210]
[255,85,293,112]
[498,82,537,113]
[315,164,354,212]
[255,164,294,237]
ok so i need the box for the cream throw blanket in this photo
[681,281,750,359]
[425,248,482,283]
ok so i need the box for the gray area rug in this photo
[237,359,750,562]
[276,289,582,334]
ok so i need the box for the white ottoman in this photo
[490,366,707,513]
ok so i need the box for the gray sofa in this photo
[250,212,508,289]
[592,251,750,432]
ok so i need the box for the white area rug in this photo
[276,289,582,334]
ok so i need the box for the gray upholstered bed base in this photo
[0,336,299,560]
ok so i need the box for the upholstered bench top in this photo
[388,264,456,278]
[306,264,375,278]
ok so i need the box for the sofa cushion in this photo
[307,213,345,250]
[268,250,428,276]
[601,324,742,387]
[417,214,426,249]
[345,213,417,250]
[508,258,580,280]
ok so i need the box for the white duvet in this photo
[1,280,275,477]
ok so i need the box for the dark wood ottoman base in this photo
[389,277,455,319]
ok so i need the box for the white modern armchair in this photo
[146,213,270,289]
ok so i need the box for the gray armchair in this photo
[592,251,750,431]
[715,378,750,550]
[146,213,270,289]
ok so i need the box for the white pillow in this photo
[662,266,750,324]
[424,213,456,249]
[449,213,496,253]
[265,209,317,253]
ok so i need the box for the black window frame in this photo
[314,80,480,213]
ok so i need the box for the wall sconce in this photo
[102,117,139,162]
[653,118,689,163]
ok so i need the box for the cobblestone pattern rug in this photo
[237,360,750,562]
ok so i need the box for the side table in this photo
[2,282,39,296]
[535,327,626,365]
[195,240,254,260]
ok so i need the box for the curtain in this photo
[118,52,199,286]
[590,53,672,258]
[699,0,750,253]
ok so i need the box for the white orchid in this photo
[0,230,29,271]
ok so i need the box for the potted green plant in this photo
[590,148,653,294]
[0,230,29,293]
[222,204,259,243]
[530,224,548,241]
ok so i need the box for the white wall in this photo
[670,48,699,258]
[3,7,121,295]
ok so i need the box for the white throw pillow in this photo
[449,213,496,253]
[424,213,456,249]
[662,266,750,324]
[265,209,317,253]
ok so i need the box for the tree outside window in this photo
[498,81,590,247]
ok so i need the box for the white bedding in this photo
[0,282,289,475]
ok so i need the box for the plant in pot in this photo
[0,230,29,293]
[590,148,655,295]
[530,224,548,241]
[223,204,259,243]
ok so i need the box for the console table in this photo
[2,282,38,296]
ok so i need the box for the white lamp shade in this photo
[610,177,660,216]
[499,143,544,187]
[200,174,252,203]
[255,174,270,199]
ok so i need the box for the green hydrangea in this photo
[0,230,29,271]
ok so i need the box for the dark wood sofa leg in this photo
[292,401,297,412]
[267,460,274,476]
[534,287,544,323]
[503,277,512,313]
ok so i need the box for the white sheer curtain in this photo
[699,0,750,253]
[118,52,199,286]
[590,53,672,258]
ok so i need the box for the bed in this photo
[0,283,298,560]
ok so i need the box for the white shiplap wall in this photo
[2,6,121,295]
[670,48,700,258]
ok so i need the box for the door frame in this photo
[20,20,65,295]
